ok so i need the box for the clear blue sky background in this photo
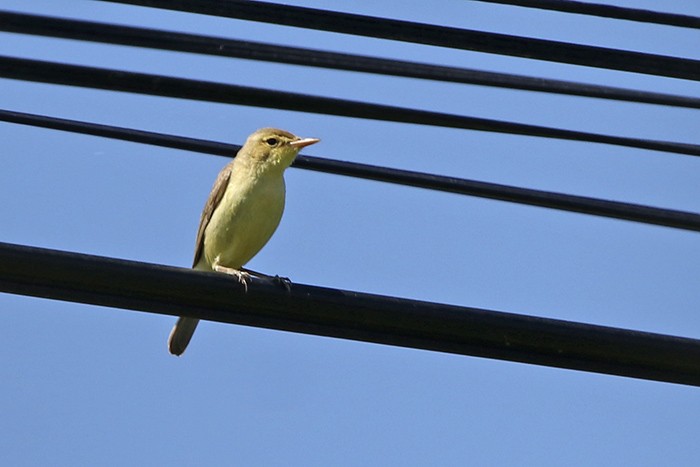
[1,1,699,465]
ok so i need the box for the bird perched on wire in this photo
[168,128,320,356]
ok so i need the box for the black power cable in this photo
[2,241,700,386]
[2,109,699,232]
[98,0,700,81]
[2,11,699,109]
[2,56,699,157]
[471,0,700,29]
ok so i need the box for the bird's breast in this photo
[203,172,286,269]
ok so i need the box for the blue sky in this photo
[1,1,699,465]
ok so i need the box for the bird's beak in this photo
[289,137,320,149]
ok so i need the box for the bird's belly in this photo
[203,178,285,269]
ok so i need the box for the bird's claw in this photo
[213,265,250,292]
[238,267,291,292]
[273,275,292,292]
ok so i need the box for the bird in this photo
[167,128,320,356]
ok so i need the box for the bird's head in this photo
[241,128,320,173]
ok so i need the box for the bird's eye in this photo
[265,138,279,146]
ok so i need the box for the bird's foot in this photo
[273,275,292,292]
[240,267,292,292]
[213,265,250,292]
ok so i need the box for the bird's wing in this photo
[192,160,234,267]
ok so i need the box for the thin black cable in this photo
[471,0,700,29]
[3,11,700,109]
[3,109,699,232]
[2,56,700,158]
[2,241,700,386]
[98,0,700,81]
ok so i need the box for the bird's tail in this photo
[168,317,200,356]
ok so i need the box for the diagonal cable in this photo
[2,57,699,157]
[471,0,700,29]
[1,241,700,386]
[2,109,699,232]
[98,0,700,81]
[2,11,699,109]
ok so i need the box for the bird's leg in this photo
[240,267,292,292]
[212,261,250,292]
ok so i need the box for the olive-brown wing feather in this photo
[192,161,234,267]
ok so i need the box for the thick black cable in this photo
[3,11,700,109]
[98,0,700,81]
[471,0,700,29]
[2,57,700,158]
[2,241,700,386]
[2,109,699,232]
